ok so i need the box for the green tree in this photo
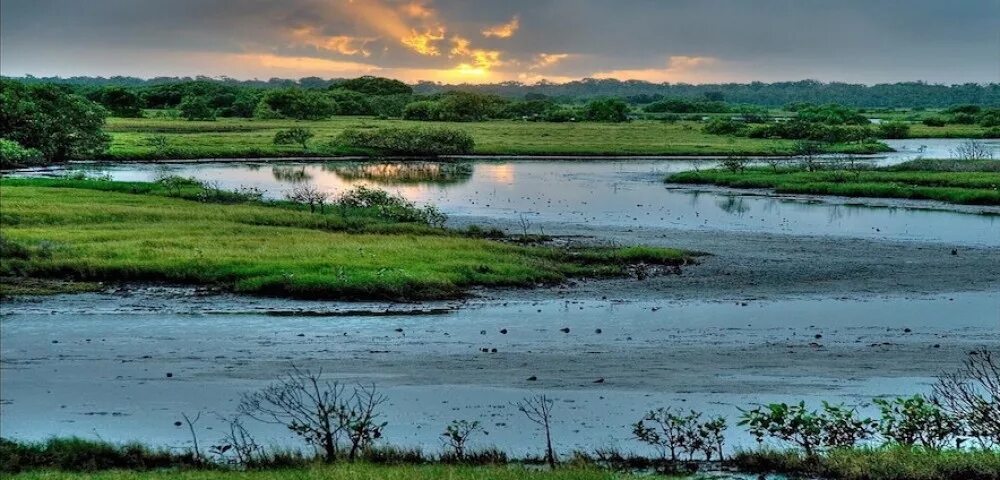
[258,88,335,120]
[91,86,144,117]
[178,96,216,121]
[273,127,315,150]
[0,79,110,161]
[582,98,630,122]
[334,76,413,95]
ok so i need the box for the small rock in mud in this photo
[527,376,538,381]
[594,328,602,334]
[166,372,173,378]
[560,327,570,333]
[394,328,403,333]
[904,328,912,333]
[174,421,182,427]
[500,328,508,334]
[593,378,604,384]
[480,330,487,335]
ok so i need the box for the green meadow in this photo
[101,117,886,159]
[666,160,1000,206]
[0,178,690,299]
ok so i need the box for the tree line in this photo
[8,75,1000,108]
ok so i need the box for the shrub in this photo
[257,88,335,120]
[740,401,874,457]
[795,103,869,125]
[922,116,947,127]
[543,108,577,122]
[178,96,216,121]
[703,118,748,136]
[335,186,446,227]
[273,127,315,150]
[0,138,45,168]
[873,395,959,449]
[878,121,911,139]
[336,127,475,156]
[402,100,440,121]
[721,156,750,173]
[582,98,630,122]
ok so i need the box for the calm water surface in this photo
[28,138,1000,246]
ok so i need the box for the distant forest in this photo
[8,75,1000,108]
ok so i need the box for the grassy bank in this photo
[666,159,1000,206]
[6,466,641,480]
[0,178,689,300]
[99,117,888,159]
[734,448,1000,480]
[4,438,998,480]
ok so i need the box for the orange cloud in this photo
[336,0,445,56]
[232,53,381,74]
[530,53,571,69]
[591,55,719,82]
[402,0,434,18]
[450,36,502,69]
[482,15,519,38]
[288,26,374,56]
[401,27,446,55]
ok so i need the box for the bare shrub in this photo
[211,415,264,466]
[516,394,557,468]
[238,366,387,462]
[441,419,482,460]
[951,140,994,161]
[285,184,329,213]
[932,349,1000,448]
[632,408,727,465]
[720,156,750,173]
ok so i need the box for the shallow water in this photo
[2,291,998,453]
[22,138,1000,247]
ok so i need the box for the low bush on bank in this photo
[666,158,1000,206]
[336,127,475,156]
[733,447,1000,480]
[0,139,46,169]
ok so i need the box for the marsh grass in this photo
[666,160,1000,205]
[733,447,1000,480]
[0,179,690,300]
[98,117,887,160]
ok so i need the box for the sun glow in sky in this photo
[0,0,997,84]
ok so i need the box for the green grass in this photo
[0,179,690,300]
[666,161,1000,206]
[733,447,1000,480]
[5,465,650,480]
[100,117,887,159]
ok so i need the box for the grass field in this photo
[5,465,649,480]
[733,448,1000,480]
[0,178,689,299]
[666,160,1000,206]
[100,117,887,159]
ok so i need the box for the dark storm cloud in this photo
[1,0,997,83]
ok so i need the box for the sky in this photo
[1,0,998,85]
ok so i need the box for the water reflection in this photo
[18,141,1000,246]
[271,166,312,183]
[716,195,750,215]
[322,161,473,186]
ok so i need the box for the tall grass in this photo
[0,180,689,300]
[666,161,1000,206]
[733,447,1000,480]
[94,117,888,160]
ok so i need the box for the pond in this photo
[22,138,1000,247]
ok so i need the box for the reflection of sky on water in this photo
[51,158,998,247]
[31,138,999,247]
